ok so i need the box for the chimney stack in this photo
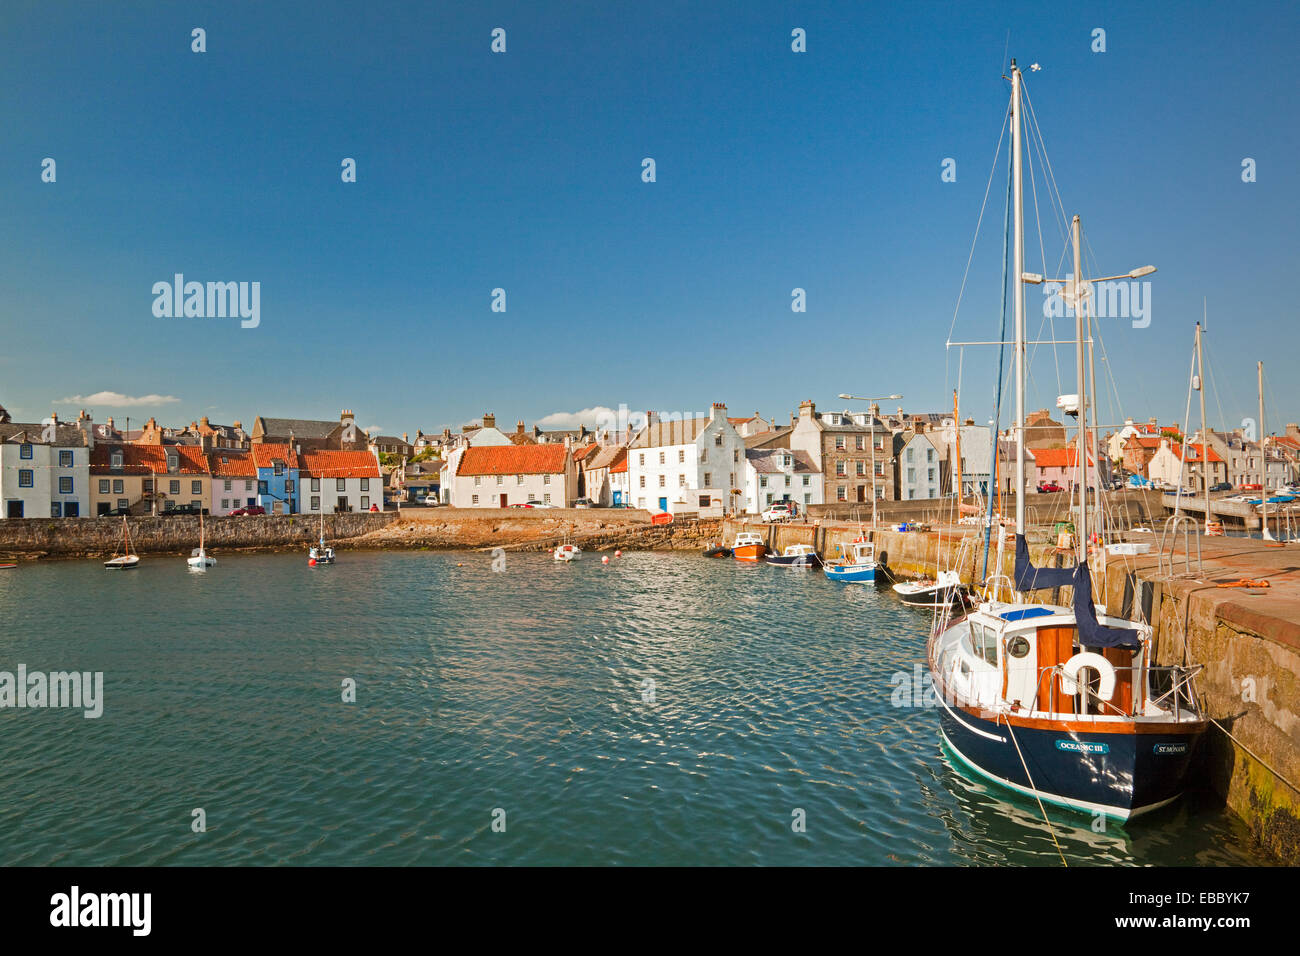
[798,399,815,420]
[482,413,496,430]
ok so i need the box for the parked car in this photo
[761,503,793,522]
[1210,481,1233,492]
[1037,483,1064,493]
[573,498,595,509]
[167,504,210,516]
[1239,483,1263,491]
[100,507,133,517]
[229,505,267,516]
[526,501,555,509]
[418,495,441,506]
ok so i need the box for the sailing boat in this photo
[186,510,216,570]
[309,511,336,565]
[928,60,1206,821]
[104,515,140,570]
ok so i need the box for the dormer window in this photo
[274,461,284,476]
[167,453,178,472]
[111,451,123,469]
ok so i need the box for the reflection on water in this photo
[0,550,1273,866]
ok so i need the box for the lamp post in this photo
[837,393,903,529]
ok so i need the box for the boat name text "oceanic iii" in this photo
[0,665,103,718]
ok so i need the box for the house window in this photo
[192,480,202,494]
[855,436,864,450]
[639,476,646,488]
[285,480,294,493]
[221,499,229,510]
[337,478,346,491]
[516,474,524,485]
[543,475,551,485]
[144,480,153,493]
[699,495,710,508]
[496,476,503,485]
[191,500,201,510]
[59,477,73,494]
[837,486,847,501]
[928,468,936,482]
[714,434,723,447]
[907,448,915,462]
[856,461,865,476]
[116,499,129,510]
[835,462,846,476]
[111,452,123,469]
[99,479,110,494]
[224,479,232,491]
[361,478,369,491]
[733,450,739,462]
[169,480,180,494]
[360,496,369,510]
[804,493,812,504]
[51,502,61,517]
[766,493,774,505]
[543,494,552,504]
[659,452,665,465]
[167,454,178,472]
[907,468,916,483]
[258,480,268,494]
[245,480,253,491]
[703,473,711,487]
[60,450,73,467]
[639,453,645,466]
[784,476,791,487]
[658,475,665,487]
[679,474,687,487]
[678,449,685,463]
[473,476,481,486]
[472,494,479,505]
[113,479,124,494]
[835,437,846,450]
[759,476,768,487]
[274,462,284,476]
[927,449,935,462]
[783,456,792,467]
[19,444,32,459]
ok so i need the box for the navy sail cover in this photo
[1013,533,1074,592]
[1072,560,1142,650]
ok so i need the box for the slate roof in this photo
[0,422,89,447]
[254,417,338,440]
[745,448,819,474]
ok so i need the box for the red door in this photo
[500,494,508,507]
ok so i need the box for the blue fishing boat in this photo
[824,539,875,583]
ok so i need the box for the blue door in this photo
[658,497,668,512]
[612,491,622,506]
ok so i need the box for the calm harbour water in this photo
[0,549,1272,866]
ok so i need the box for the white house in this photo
[448,442,576,508]
[627,404,745,516]
[743,448,822,514]
[439,413,513,503]
[894,430,943,500]
[1147,438,1227,493]
[1,418,92,518]
[580,445,628,506]
[299,449,383,513]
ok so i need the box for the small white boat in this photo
[309,513,335,565]
[104,516,140,570]
[554,543,581,561]
[765,543,822,568]
[824,539,876,583]
[187,512,216,570]
[893,569,970,607]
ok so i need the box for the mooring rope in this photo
[999,712,1069,867]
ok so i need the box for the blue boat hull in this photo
[824,564,875,583]
[936,695,1205,820]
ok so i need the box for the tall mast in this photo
[953,389,962,506]
[1196,321,1210,531]
[1011,60,1026,537]
[1260,361,1272,540]
[1087,296,1100,541]
[1072,215,1088,558]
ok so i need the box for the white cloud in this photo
[57,391,181,407]
[536,406,618,428]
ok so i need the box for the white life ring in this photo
[1058,652,1116,701]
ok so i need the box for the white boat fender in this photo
[1058,652,1116,701]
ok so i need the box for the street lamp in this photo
[837,393,903,528]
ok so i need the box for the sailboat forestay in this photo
[927,59,1207,821]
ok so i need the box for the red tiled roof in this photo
[1170,443,1224,463]
[727,417,754,425]
[458,444,570,476]
[573,443,599,461]
[208,450,258,477]
[1125,435,1163,449]
[90,444,209,475]
[299,449,380,478]
[608,448,628,473]
[251,443,299,469]
[1029,447,1094,468]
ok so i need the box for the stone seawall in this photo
[0,513,399,558]
[720,517,1300,864]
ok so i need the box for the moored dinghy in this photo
[765,543,822,568]
[893,570,970,608]
[104,515,140,570]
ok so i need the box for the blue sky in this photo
[2,0,1296,439]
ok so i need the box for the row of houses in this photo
[1115,417,1300,493]
[0,406,381,518]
